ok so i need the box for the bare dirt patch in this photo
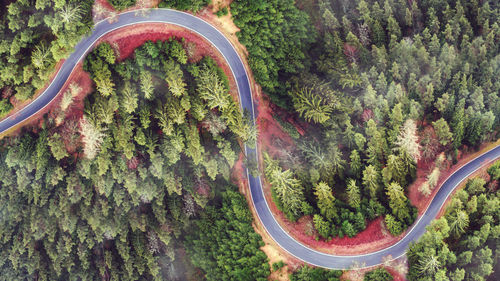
[202,1,240,36]
[93,0,161,22]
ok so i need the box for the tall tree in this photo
[346,179,361,209]
[79,116,106,160]
[363,165,381,200]
[140,70,154,100]
[394,119,421,163]
[291,86,332,124]
[432,118,452,146]
[314,182,336,221]
[120,82,138,114]
[197,64,230,110]
[164,60,187,97]
[313,214,330,239]
[386,182,410,222]
[447,210,469,237]
[264,153,306,220]
[451,98,466,149]
[48,133,68,160]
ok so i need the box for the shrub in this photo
[364,268,393,281]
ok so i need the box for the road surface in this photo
[1,9,499,269]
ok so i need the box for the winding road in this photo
[1,9,499,269]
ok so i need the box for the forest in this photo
[0,0,499,280]
[0,38,262,280]
[231,0,500,242]
[407,161,500,280]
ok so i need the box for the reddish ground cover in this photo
[434,150,498,219]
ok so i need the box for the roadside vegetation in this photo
[0,0,212,120]
[407,160,500,280]
[0,0,94,119]
[0,0,499,280]
[232,0,500,243]
[159,0,210,12]
[0,39,261,280]
[108,0,137,10]
[289,266,343,281]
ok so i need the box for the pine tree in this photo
[416,254,441,275]
[385,214,403,236]
[419,181,431,196]
[387,16,401,39]
[366,119,387,167]
[386,182,410,222]
[165,60,187,97]
[120,82,138,114]
[313,214,330,239]
[328,143,346,177]
[314,181,336,220]
[451,99,466,149]
[140,70,154,100]
[383,154,406,186]
[350,150,362,177]
[264,153,305,220]
[447,210,469,237]
[432,118,453,146]
[394,119,421,163]
[363,165,381,200]
[79,116,106,160]
[346,179,361,209]
[291,86,332,124]
[197,64,230,110]
[48,133,68,161]
[427,167,440,189]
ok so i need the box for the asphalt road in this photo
[1,9,499,269]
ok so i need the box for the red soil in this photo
[252,96,500,256]
[282,215,402,255]
[245,82,500,258]
[256,137,500,256]
[435,153,497,219]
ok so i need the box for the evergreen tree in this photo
[314,182,336,221]
[346,179,361,209]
